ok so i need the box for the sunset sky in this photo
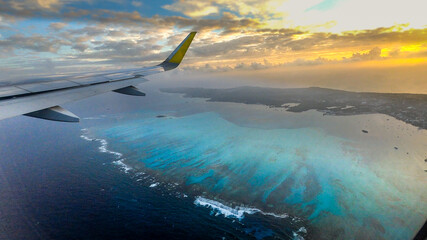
[0,0,426,92]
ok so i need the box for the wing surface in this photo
[0,32,196,122]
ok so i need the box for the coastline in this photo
[161,86,427,130]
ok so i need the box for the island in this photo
[161,86,427,130]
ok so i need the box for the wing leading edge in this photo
[0,32,197,122]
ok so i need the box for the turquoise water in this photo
[88,93,426,239]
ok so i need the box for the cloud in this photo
[163,0,282,20]
[0,34,67,53]
[36,0,60,9]
[348,47,382,61]
[163,1,220,18]
[161,0,427,32]
[49,22,67,31]
[0,1,262,36]
[72,43,89,52]
[1,20,425,72]
[191,35,264,57]
[76,38,164,63]
[107,30,126,37]
[0,0,426,83]
[0,0,64,21]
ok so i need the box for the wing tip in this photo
[161,32,197,69]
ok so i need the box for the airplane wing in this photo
[0,32,197,122]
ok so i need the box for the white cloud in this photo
[163,1,220,17]
[163,0,427,32]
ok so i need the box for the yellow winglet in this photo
[164,32,197,65]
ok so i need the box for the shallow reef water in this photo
[85,89,426,240]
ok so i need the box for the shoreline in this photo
[161,86,427,130]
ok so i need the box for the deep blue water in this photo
[1,81,425,240]
[0,111,299,240]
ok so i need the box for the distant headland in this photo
[161,86,427,130]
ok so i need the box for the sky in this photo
[0,0,426,93]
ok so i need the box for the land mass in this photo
[161,86,427,130]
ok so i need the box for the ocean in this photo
[0,79,425,239]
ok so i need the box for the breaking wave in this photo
[194,196,306,239]
[194,196,260,220]
[80,129,132,173]
[194,196,291,220]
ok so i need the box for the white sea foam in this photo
[80,135,92,141]
[113,160,132,173]
[297,227,307,234]
[194,196,258,220]
[292,232,305,240]
[80,129,132,173]
[194,196,290,221]
[149,183,159,188]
